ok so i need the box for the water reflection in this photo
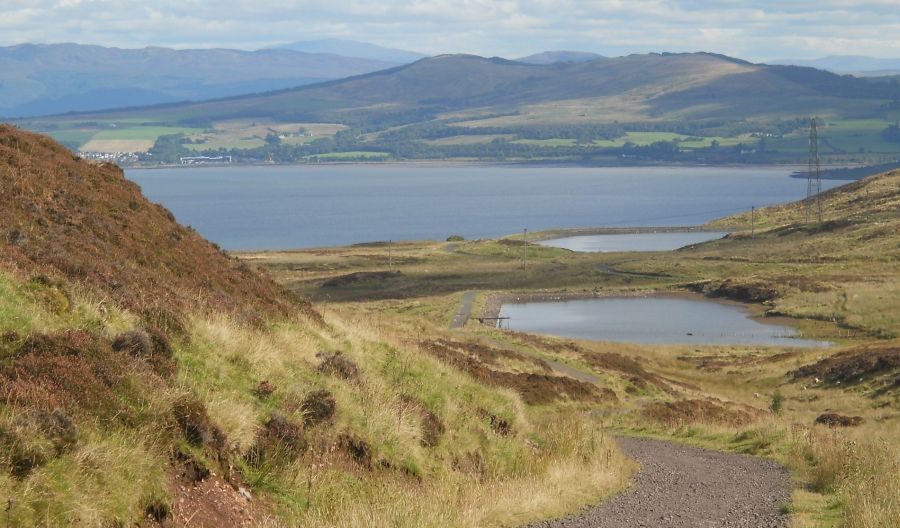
[500,296,831,347]
[538,232,728,252]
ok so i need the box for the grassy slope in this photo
[0,128,633,526]
[245,170,900,527]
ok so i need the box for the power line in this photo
[806,117,822,223]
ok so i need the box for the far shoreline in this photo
[123,159,814,172]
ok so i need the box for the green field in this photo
[91,126,204,140]
[41,123,206,151]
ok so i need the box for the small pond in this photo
[537,231,729,252]
[499,296,831,347]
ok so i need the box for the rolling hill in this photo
[31,52,900,125]
[0,43,398,118]
[16,52,900,163]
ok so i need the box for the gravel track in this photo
[527,437,791,528]
[451,291,477,328]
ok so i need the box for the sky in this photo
[1,0,900,61]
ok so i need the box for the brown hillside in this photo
[0,125,301,324]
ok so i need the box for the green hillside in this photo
[16,52,900,164]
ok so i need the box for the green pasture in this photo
[91,126,204,141]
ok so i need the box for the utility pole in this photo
[751,206,756,239]
[522,228,528,269]
[806,117,822,224]
[388,240,393,271]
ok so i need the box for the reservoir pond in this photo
[499,296,831,347]
[538,231,729,252]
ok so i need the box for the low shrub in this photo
[246,413,306,468]
[172,397,226,450]
[317,351,361,381]
[300,390,336,426]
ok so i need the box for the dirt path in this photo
[451,291,477,328]
[527,437,790,528]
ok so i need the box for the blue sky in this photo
[1,1,899,60]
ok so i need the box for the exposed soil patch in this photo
[422,339,607,405]
[163,472,273,528]
[526,437,790,528]
[641,398,766,428]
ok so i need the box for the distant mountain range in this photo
[6,41,900,121]
[272,38,427,64]
[769,56,900,76]
[0,43,400,118]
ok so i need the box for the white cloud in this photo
[0,0,898,60]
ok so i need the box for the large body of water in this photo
[127,164,848,250]
[499,297,831,347]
